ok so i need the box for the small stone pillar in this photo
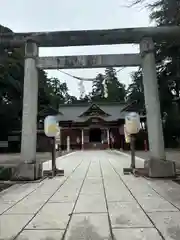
[59,127,61,151]
[57,127,61,156]
[81,129,84,150]
[67,136,70,152]
[140,37,176,177]
[21,40,39,163]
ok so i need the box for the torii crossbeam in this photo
[0,26,180,47]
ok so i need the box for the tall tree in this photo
[91,68,126,102]
[91,73,105,101]
[0,31,24,136]
[126,69,145,110]
[129,0,180,145]
[0,24,75,137]
[105,67,126,102]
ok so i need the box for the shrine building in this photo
[55,102,146,151]
[7,101,147,152]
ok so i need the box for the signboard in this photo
[44,116,59,137]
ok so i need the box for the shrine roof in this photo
[56,101,145,122]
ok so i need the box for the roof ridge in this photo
[78,103,110,117]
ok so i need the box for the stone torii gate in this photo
[1,26,179,180]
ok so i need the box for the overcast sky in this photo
[1,0,153,97]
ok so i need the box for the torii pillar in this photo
[140,37,176,177]
[13,40,43,180]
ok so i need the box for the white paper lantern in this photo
[125,112,140,134]
[44,116,59,137]
[124,125,131,143]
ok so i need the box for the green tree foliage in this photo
[105,67,126,102]
[0,25,76,136]
[91,73,105,101]
[126,69,145,111]
[129,0,180,146]
[0,42,24,136]
[91,68,126,102]
[152,0,180,146]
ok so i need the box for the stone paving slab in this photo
[74,194,107,213]
[1,150,180,240]
[16,229,64,240]
[147,180,180,209]
[49,189,79,203]
[32,179,65,195]
[0,153,82,239]
[113,228,163,240]
[108,201,153,228]
[64,213,111,240]
[0,214,33,239]
[5,196,46,214]
[126,181,159,193]
[102,176,134,202]
[86,172,102,178]
[48,180,82,203]
[83,177,102,183]
[136,196,178,213]
[103,177,134,202]
[0,202,14,214]
[148,212,180,240]
[81,180,103,195]
[26,202,75,230]
[105,188,134,202]
[60,178,83,187]
[22,190,53,202]
[0,183,41,203]
[47,180,84,203]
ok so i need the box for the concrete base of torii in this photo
[144,159,176,178]
[11,163,43,181]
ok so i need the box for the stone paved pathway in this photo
[0,150,180,240]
